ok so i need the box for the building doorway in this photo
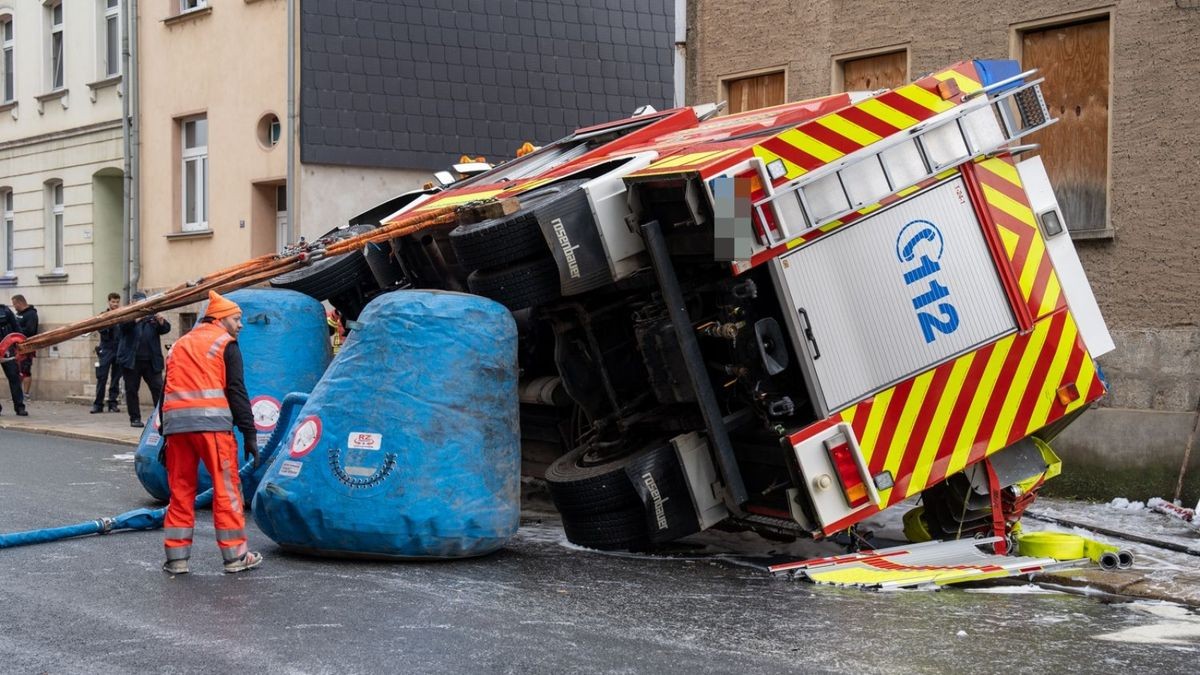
[91,169,123,309]
[276,185,288,249]
[250,180,287,256]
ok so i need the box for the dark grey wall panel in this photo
[300,0,674,171]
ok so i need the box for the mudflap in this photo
[624,448,702,544]
[535,188,613,295]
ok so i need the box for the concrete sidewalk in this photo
[0,399,142,446]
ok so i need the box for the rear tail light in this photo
[826,440,869,508]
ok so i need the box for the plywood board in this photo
[841,51,906,92]
[1022,18,1110,232]
[727,71,785,114]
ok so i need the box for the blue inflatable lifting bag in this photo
[252,290,520,559]
[133,288,331,501]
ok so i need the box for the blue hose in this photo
[0,392,307,550]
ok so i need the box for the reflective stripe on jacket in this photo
[161,321,234,434]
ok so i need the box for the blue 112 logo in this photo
[895,220,960,343]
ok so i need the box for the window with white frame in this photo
[102,0,120,78]
[181,0,208,12]
[181,116,209,231]
[2,189,14,275]
[47,181,64,272]
[1,16,14,103]
[48,1,64,91]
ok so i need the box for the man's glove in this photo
[243,436,260,467]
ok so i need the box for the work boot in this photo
[15,408,27,416]
[131,419,144,428]
[223,551,263,574]
[90,404,104,414]
[162,559,189,575]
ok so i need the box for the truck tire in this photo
[467,256,560,311]
[544,447,642,517]
[270,224,376,301]
[546,439,681,516]
[448,180,587,270]
[547,438,695,551]
[559,506,651,551]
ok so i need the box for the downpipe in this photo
[127,0,141,294]
[286,0,297,245]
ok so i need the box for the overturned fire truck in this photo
[271,60,1113,552]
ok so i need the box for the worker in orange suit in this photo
[160,291,262,575]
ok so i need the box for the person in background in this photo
[11,295,38,400]
[117,291,171,428]
[327,308,346,355]
[0,302,26,416]
[92,292,123,414]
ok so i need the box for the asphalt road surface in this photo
[1,429,1197,674]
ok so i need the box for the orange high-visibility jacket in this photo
[161,321,235,434]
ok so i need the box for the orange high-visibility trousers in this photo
[163,431,249,564]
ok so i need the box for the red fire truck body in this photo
[320,60,1112,549]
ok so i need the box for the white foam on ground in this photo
[963,584,1066,596]
[1093,604,1200,646]
[1108,497,1146,511]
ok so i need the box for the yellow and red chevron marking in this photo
[748,63,979,185]
[629,147,745,176]
[728,63,985,275]
[405,175,563,214]
[820,307,1104,535]
[970,156,1065,321]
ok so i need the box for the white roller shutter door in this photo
[774,177,1017,413]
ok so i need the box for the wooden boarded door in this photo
[726,71,785,114]
[1021,18,1110,233]
[839,51,906,92]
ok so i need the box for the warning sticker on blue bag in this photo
[279,460,302,478]
[289,416,322,458]
[348,432,382,451]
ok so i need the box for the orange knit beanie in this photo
[205,290,241,321]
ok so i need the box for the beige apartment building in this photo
[686,0,1200,499]
[0,0,127,402]
[137,0,426,305]
[138,0,289,289]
